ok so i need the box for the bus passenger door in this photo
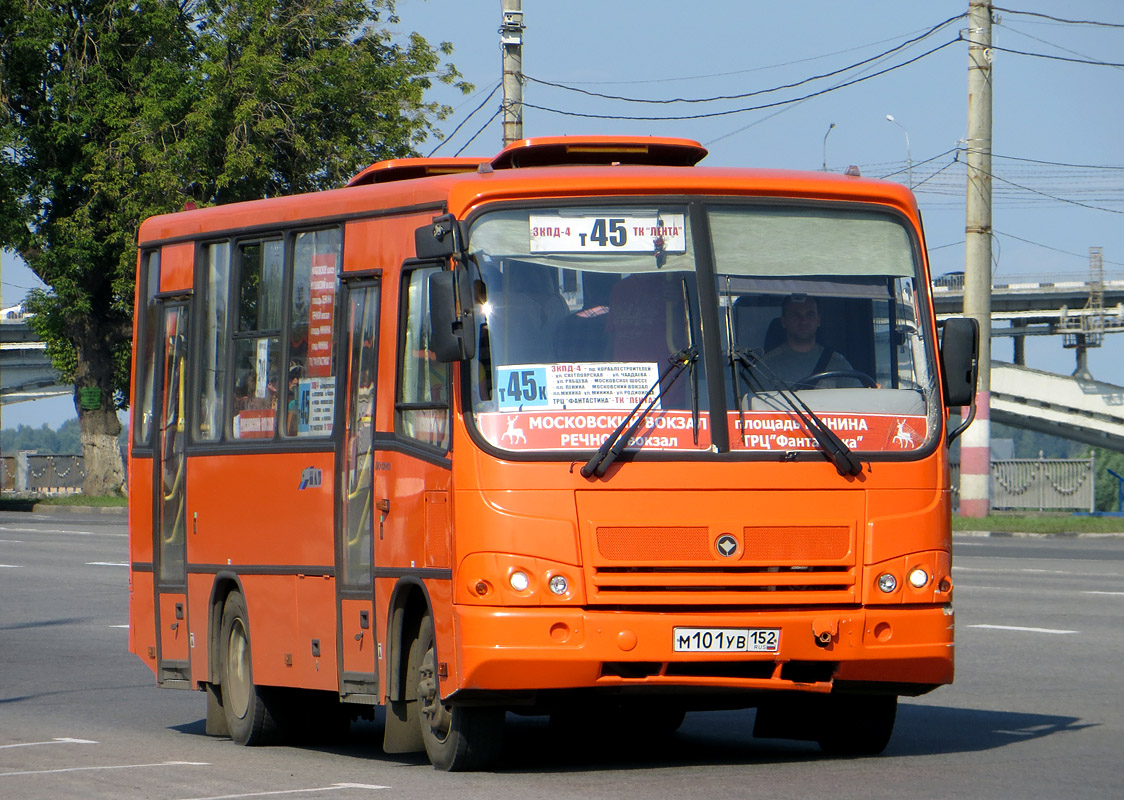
[336,281,380,701]
[153,301,190,685]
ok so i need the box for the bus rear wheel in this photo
[219,592,279,746]
[413,616,503,771]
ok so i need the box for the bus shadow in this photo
[171,702,1093,772]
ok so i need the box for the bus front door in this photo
[336,282,381,702]
[153,301,190,685]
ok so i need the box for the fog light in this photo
[548,574,569,596]
[877,572,898,593]
[509,571,530,592]
[908,568,929,588]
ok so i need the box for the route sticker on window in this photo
[496,362,660,411]
[529,214,686,253]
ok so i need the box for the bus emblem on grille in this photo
[715,534,738,558]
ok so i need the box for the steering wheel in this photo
[799,370,877,388]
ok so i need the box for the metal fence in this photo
[0,452,84,495]
[952,458,1096,512]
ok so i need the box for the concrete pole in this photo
[960,0,993,518]
[501,0,524,146]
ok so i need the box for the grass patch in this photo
[953,513,1124,534]
[36,494,127,508]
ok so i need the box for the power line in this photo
[523,13,965,105]
[999,22,1124,72]
[428,82,501,157]
[523,38,959,122]
[988,44,1124,68]
[994,229,1124,268]
[454,108,503,157]
[993,7,1124,29]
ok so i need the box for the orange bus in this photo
[129,135,978,770]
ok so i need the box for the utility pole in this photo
[501,0,524,146]
[960,0,993,518]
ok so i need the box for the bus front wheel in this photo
[412,616,503,771]
[219,592,279,746]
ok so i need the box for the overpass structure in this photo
[1,305,69,406]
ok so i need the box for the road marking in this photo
[0,527,126,537]
[0,564,20,568]
[110,624,129,629]
[178,784,390,800]
[0,738,98,750]
[967,624,1078,635]
[0,539,25,543]
[0,760,208,778]
[1083,591,1124,597]
[86,561,129,567]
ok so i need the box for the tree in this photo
[1,0,467,495]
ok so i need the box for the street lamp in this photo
[885,114,912,188]
[822,122,835,172]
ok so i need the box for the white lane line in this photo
[0,738,98,750]
[967,624,1078,635]
[1083,591,1124,597]
[954,566,1074,575]
[178,784,390,800]
[0,527,125,536]
[86,561,129,567]
[0,539,25,543]
[0,760,208,778]
[0,564,20,568]
[110,624,129,629]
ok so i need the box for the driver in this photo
[760,294,857,388]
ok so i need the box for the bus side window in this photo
[396,266,450,449]
[284,228,339,438]
[230,240,283,441]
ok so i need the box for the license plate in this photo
[673,627,780,653]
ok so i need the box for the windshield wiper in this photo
[730,347,862,477]
[581,347,697,479]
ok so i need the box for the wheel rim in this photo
[417,643,452,744]
[225,618,251,719]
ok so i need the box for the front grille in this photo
[589,524,856,606]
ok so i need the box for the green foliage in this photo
[1,0,469,416]
[1,418,81,454]
[1093,448,1124,513]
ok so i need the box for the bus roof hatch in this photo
[490,135,708,170]
[347,157,486,187]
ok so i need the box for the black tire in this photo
[816,694,897,756]
[219,592,280,746]
[413,616,504,771]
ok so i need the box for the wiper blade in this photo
[581,347,697,479]
[731,348,862,477]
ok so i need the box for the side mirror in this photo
[415,213,462,259]
[428,267,476,362]
[939,316,979,408]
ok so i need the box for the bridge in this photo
[1,305,69,407]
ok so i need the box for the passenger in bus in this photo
[760,294,856,389]
[488,263,568,365]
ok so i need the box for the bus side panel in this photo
[238,574,300,688]
[187,572,213,686]
[865,485,950,565]
[128,454,155,671]
[130,570,158,677]
[296,573,338,691]
[187,452,335,567]
[186,451,335,690]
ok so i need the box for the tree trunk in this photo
[78,402,125,497]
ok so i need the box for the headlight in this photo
[908,568,929,588]
[877,572,898,593]
[509,570,530,592]
[548,574,569,596]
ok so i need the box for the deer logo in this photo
[891,419,915,449]
[501,416,527,445]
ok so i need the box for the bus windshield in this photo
[465,202,938,457]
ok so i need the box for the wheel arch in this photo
[384,577,433,703]
[207,571,246,685]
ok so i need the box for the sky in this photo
[3,0,1123,429]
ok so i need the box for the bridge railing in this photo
[0,452,84,495]
[951,457,1095,513]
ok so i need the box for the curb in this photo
[954,530,1124,538]
[30,503,127,516]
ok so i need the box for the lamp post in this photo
[822,122,835,172]
[885,114,912,188]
